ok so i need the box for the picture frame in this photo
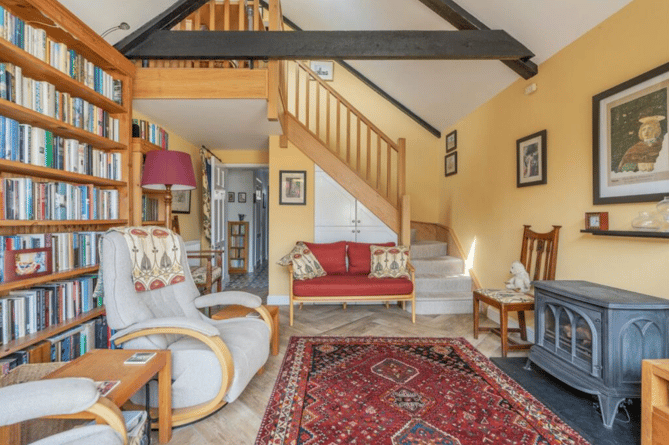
[446,130,457,152]
[310,61,334,81]
[445,152,457,177]
[228,192,235,203]
[516,130,547,187]
[280,170,307,205]
[593,61,669,204]
[171,190,191,214]
[4,247,52,283]
[238,192,247,203]
[585,212,609,230]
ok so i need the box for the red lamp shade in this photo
[141,150,196,190]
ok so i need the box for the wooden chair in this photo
[473,225,560,357]
[173,215,224,293]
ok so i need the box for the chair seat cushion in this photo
[293,275,413,297]
[475,288,534,304]
[190,266,222,286]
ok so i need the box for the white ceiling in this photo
[60,0,633,145]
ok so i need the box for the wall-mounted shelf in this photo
[581,229,669,239]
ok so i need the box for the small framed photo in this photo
[446,130,457,152]
[517,130,547,187]
[171,190,191,214]
[228,192,235,202]
[238,192,247,203]
[310,61,334,81]
[585,212,609,230]
[4,247,52,283]
[445,152,457,177]
[280,170,307,205]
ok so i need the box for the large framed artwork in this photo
[516,130,547,187]
[279,170,306,205]
[593,62,669,204]
[172,190,191,214]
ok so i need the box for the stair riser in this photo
[415,276,471,293]
[410,243,448,259]
[412,258,463,276]
[405,298,473,315]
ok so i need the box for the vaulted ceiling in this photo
[60,0,633,148]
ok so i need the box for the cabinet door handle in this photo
[352,220,356,223]
[357,230,361,233]
[357,220,361,224]
[352,230,355,233]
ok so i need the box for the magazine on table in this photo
[95,380,120,397]
[124,352,156,365]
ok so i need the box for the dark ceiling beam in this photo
[416,0,538,79]
[124,30,535,60]
[114,0,210,54]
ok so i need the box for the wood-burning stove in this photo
[526,280,669,428]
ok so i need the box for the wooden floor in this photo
[154,304,529,444]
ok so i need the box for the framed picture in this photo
[280,170,307,205]
[238,192,247,203]
[228,192,235,202]
[516,130,547,187]
[4,247,52,283]
[585,212,609,230]
[445,152,457,177]
[446,130,457,152]
[593,62,669,204]
[310,61,334,81]
[171,190,191,214]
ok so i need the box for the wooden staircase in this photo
[279,60,411,244]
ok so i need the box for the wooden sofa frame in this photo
[287,264,416,326]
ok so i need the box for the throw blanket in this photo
[107,226,186,292]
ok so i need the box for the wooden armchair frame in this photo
[187,249,225,293]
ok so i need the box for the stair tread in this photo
[411,240,448,246]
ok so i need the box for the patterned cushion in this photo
[190,266,222,286]
[475,288,534,304]
[277,242,327,280]
[369,245,410,279]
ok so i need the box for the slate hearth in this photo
[526,280,669,428]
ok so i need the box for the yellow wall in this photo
[268,136,315,295]
[211,149,269,165]
[439,0,669,298]
[133,110,203,242]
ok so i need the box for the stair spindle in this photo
[336,99,341,157]
[346,108,351,164]
[377,135,382,189]
[387,142,392,198]
[316,83,320,139]
[356,117,361,173]
[326,93,331,147]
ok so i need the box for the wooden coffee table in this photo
[44,349,172,444]
[212,305,279,355]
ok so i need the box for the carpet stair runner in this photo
[407,229,473,314]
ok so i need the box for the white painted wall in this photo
[226,169,256,271]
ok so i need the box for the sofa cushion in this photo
[369,245,411,279]
[277,242,327,280]
[292,275,413,297]
[303,241,347,275]
[347,241,395,275]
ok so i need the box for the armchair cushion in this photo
[110,317,220,344]
[194,291,262,309]
[33,425,122,445]
[303,241,347,275]
[369,245,411,279]
[347,241,395,275]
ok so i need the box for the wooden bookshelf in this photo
[0,0,135,361]
[142,220,166,226]
[228,221,249,274]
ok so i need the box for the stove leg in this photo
[523,359,532,371]
[597,394,625,429]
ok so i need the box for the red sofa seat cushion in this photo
[292,275,413,297]
[347,241,395,275]
[303,241,347,275]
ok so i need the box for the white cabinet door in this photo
[315,171,356,227]
[314,226,357,243]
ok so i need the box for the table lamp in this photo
[141,150,196,230]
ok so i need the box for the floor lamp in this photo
[141,150,196,230]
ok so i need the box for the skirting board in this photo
[486,306,536,341]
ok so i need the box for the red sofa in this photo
[286,241,415,325]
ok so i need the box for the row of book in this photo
[229,259,246,268]
[0,64,121,141]
[0,116,123,180]
[229,236,246,248]
[0,316,110,375]
[142,195,160,222]
[133,119,169,149]
[1,178,119,220]
[0,231,102,283]
[0,7,122,104]
[0,274,100,343]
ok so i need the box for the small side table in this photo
[642,359,669,445]
[212,305,279,356]
[44,349,172,444]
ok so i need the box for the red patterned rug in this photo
[255,337,589,445]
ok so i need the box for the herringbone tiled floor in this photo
[155,303,527,444]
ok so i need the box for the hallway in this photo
[225,261,269,300]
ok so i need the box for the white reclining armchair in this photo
[100,229,271,426]
[0,378,127,445]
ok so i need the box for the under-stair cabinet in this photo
[315,167,397,244]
